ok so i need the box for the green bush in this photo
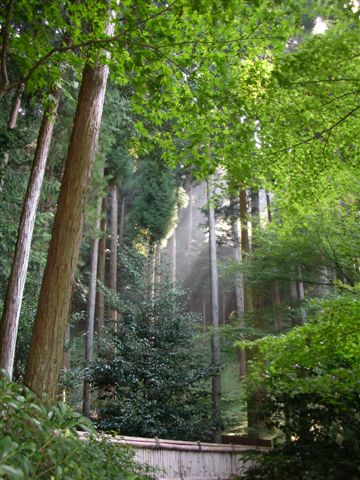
[240,293,360,479]
[0,375,154,479]
[92,247,215,441]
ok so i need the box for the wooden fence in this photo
[113,435,269,480]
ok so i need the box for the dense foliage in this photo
[1,0,360,477]
[92,247,214,441]
[0,375,153,480]
[240,292,360,479]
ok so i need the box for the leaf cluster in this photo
[240,292,360,479]
[0,375,153,479]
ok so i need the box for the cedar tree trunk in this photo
[0,90,60,378]
[230,196,246,378]
[207,176,221,443]
[24,59,110,399]
[96,197,107,347]
[83,196,102,416]
[109,184,118,326]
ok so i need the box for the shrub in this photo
[239,293,360,479]
[0,375,153,479]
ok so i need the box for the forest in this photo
[0,0,360,479]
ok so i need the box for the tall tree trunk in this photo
[155,241,161,294]
[297,268,307,324]
[265,191,272,222]
[147,242,156,301]
[239,189,252,312]
[222,291,227,325]
[170,230,176,284]
[83,197,102,416]
[188,182,193,251]
[266,192,282,332]
[119,195,126,247]
[61,323,71,402]
[202,299,206,332]
[207,176,221,443]
[249,189,269,437]
[62,324,71,371]
[0,90,60,378]
[96,197,107,349]
[8,84,23,129]
[250,189,263,315]
[230,196,246,378]
[0,85,24,193]
[109,184,118,327]
[273,282,282,332]
[24,52,111,399]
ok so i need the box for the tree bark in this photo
[96,197,107,348]
[24,55,111,399]
[155,241,161,293]
[83,196,102,416]
[250,189,263,316]
[273,281,282,332]
[61,323,71,402]
[230,196,246,378]
[8,84,24,129]
[170,230,176,284]
[0,90,60,378]
[297,268,307,324]
[0,85,24,193]
[239,189,252,312]
[147,242,156,301]
[119,195,126,247]
[207,176,221,443]
[266,192,282,332]
[109,183,118,326]
[188,181,193,251]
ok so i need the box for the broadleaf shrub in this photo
[239,293,360,479]
[0,375,154,479]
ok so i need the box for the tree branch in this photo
[283,103,360,152]
[126,0,179,31]
[291,78,360,86]
[0,25,285,99]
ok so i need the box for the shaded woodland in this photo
[0,1,360,478]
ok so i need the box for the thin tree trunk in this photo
[119,195,126,247]
[83,197,102,416]
[0,85,24,193]
[24,44,112,399]
[207,176,221,443]
[250,189,263,315]
[266,192,282,332]
[230,196,246,378]
[155,241,161,293]
[265,190,272,222]
[0,90,60,378]
[222,292,226,325]
[147,242,156,301]
[170,230,176,284]
[62,323,71,371]
[202,299,206,332]
[297,268,307,324]
[96,197,107,348]
[188,182,193,251]
[61,323,71,402]
[8,84,24,129]
[273,282,282,332]
[109,184,118,326]
[239,189,252,312]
